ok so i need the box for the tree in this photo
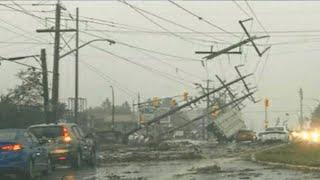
[311,103,320,127]
[0,68,43,106]
[116,101,131,114]
[101,98,111,111]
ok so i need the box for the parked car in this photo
[258,126,290,143]
[0,129,52,179]
[235,130,257,142]
[28,123,96,168]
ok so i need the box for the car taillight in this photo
[63,127,72,143]
[0,144,23,151]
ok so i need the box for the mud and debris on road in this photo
[40,141,320,180]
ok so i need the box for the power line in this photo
[118,0,211,47]
[117,0,227,43]
[168,0,239,38]
[81,30,202,62]
[232,0,251,18]
[84,42,195,88]
[244,0,269,35]
[80,60,137,99]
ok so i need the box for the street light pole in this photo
[74,8,79,124]
[110,85,115,131]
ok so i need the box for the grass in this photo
[255,143,320,167]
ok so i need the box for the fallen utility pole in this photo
[161,92,254,137]
[125,73,253,138]
[40,49,49,123]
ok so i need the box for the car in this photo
[28,123,96,169]
[258,126,290,143]
[0,129,52,179]
[235,130,257,142]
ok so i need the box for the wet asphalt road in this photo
[40,157,320,180]
[4,143,320,180]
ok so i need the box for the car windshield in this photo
[29,126,63,139]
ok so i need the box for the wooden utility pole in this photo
[74,8,79,124]
[37,2,76,123]
[204,79,210,140]
[51,2,61,123]
[40,49,49,123]
[299,88,304,128]
[110,85,115,131]
[264,98,269,129]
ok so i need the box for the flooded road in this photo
[42,143,320,180]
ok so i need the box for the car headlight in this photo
[302,131,309,140]
[311,132,319,142]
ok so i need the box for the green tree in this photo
[311,103,320,127]
[0,68,43,106]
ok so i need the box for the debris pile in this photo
[98,140,203,163]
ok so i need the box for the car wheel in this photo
[88,150,97,167]
[43,157,53,175]
[72,151,82,169]
[22,160,34,180]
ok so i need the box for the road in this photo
[41,142,320,180]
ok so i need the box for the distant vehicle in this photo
[28,123,96,168]
[0,129,52,179]
[235,130,257,142]
[258,126,290,143]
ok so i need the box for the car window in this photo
[0,130,18,141]
[71,126,81,138]
[23,132,34,143]
[29,126,63,139]
[76,127,85,137]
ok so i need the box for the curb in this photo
[251,152,320,171]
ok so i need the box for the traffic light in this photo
[264,98,269,108]
[171,99,177,107]
[152,97,159,107]
[183,92,188,101]
[211,106,220,118]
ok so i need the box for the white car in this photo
[258,126,290,143]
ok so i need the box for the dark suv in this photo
[28,123,96,168]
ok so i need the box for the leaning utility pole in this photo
[74,8,80,124]
[299,88,304,128]
[40,49,49,123]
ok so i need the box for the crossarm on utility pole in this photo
[203,36,268,60]
[239,19,271,57]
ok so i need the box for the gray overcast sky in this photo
[1,1,320,131]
